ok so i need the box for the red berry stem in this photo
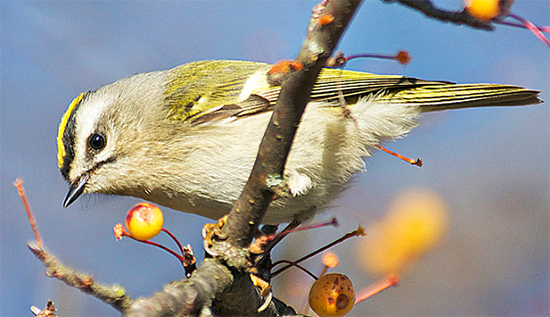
[502,14,550,48]
[133,238,184,262]
[345,53,396,61]
[161,228,184,255]
[496,20,550,33]
[355,274,400,304]
[270,217,339,241]
[270,260,318,280]
[271,226,366,277]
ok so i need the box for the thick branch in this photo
[383,0,495,30]
[126,258,234,317]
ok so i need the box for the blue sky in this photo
[1,1,548,316]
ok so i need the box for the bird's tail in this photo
[376,84,542,112]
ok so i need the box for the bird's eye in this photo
[88,133,106,151]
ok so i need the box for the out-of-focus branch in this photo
[383,0,495,30]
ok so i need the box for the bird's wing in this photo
[164,60,541,124]
[164,60,271,122]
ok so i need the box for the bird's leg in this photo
[251,220,301,283]
[246,221,301,313]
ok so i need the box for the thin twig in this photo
[355,274,400,303]
[272,226,366,277]
[14,178,43,248]
[270,260,319,280]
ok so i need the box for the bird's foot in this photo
[202,215,228,255]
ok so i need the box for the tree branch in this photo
[383,0,495,30]
[28,243,132,312]
[30,242,237,316]
[126,258,234,316]
[222,0,364,249]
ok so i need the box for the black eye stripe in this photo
[88,133,106,151]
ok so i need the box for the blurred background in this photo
[1,1,548,316]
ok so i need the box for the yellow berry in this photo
[465,0,501,21]
[309,273,355,317]
[125,203,164,241]
[358,188,447,275]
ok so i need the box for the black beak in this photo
[63,174,89,207]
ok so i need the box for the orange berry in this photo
[125,203,164,241]
[465,0,501,21]
[309,273,355,317]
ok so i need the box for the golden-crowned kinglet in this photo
[57,60,541,224]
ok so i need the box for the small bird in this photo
[58,60,541,224]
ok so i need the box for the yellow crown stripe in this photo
[57,92,85,168]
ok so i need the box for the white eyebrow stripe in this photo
[71,92,115,176]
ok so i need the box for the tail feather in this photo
[377,84,542,112]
